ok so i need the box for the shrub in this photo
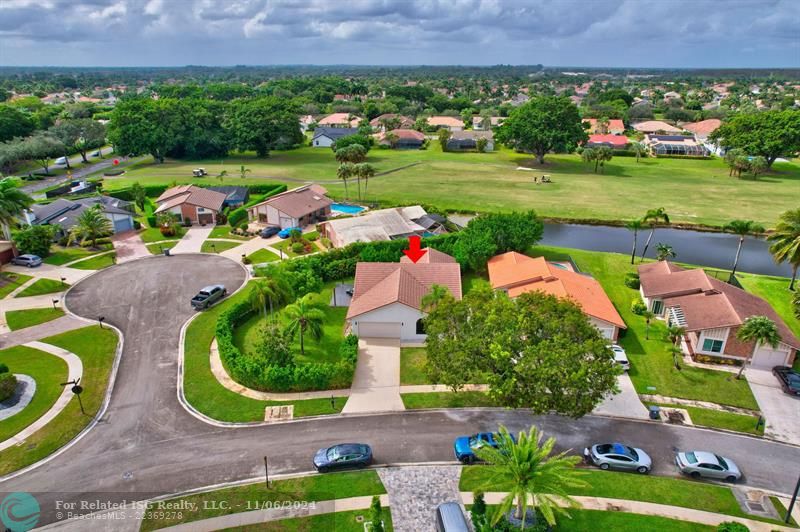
[228,207,248,228]
[242,256,252,265]
[133,220,142,230]
[0,373,17,402]
[291,242,305,254]
[320,237,332,249]
[160,225,176,237]
[307,232,319,242]
[631,299,647,315]
[146,215,157,228]
[624,272,640,289]
[0,363,8,373]
[716,523,749,532]
[13,225,56,257]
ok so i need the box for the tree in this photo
[735,316,781,379]
[0,105,35,143]
[494,96,587,164]
[665,324,686,346]
[255,322,294,367]
[130,182,146,211]
[284,293,326,356]
[68,205,112,249]
[452,229,497,273]
[0,177,33,231]
[580,147,596,168]
[710,110,800,168]
[368,495,384,532]
[437,128,451,151]
[21,133,64,174]
[108,97,181,163]
[476,136,489,153]
[335,144,366,164]
[768,209,800,290]
[593,146,613,173]
[12,224,55,257]
[625,219,643,265]
[473,425,585,527]
[792,291,800,320]
[354,163,376,199]
[49,118,106,163]
[655,243,676,261]
[631,142,646,163]
[642,310,655,339]
[748,156,767,179]
[639,208,670,262]
[723,220,765,279]
[470,492,488,531]
[156,211,181,236]
[216,170,228,183]
[224,96,303,157]
[239,165,251,179]
[337,162,355,200]
[249,276,293,319]
[724,148,744,177]
[333,134,371,152]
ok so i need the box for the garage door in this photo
[357,322,401,338]
[113,217,133,233]
[751,345,790,369]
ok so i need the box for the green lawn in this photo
[401,391,496,409]
[550,510,712,532]
[0,345,67,442]
[109,145,800,227]
[140,470,386,531]
[139,226,184,243]
[400,347,429,385]
[0,325,118,475]
[0,272,32,299]
[183,282,345,422]
[645,402,764,436]
[208,225,251,241]
[737,273,800,339]
[43,246,105,266]
[5,307,65,331]
[68,252,116,270]
[15,278,69,298]
[247,248,280,263]
[216,508,394,532]
[201,239,241,254]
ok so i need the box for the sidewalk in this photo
[3,263,94,285]
[0,315,87,349]
[220,235,282,260]
[342,338,405,413]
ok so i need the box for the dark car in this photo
[453,432,513,464]
[191,285,226,310]
[773,366,800,396]
[259,226,280,238]
[313,443,372,473]
[11,254,42,267]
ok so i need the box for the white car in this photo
[610,344,630,371]
[54,156,68,165]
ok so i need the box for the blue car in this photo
[454,432,511,464]
[313,443,372,473]
[278,226,302,239]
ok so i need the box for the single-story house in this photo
[377,129,425,149]
[207,186,250,208]
[632,120,682,134]
[488,252,626,341]
[311,127,359,148]
[638,261,799,368]
[472,116,505,130]
[319,205,436,248]
[369,114,414,132]
[427,116,464,131]
[680,119,722,141]
[586,134,629,150]
[346,248,462,340]
[155,185,226,225]
[25,195,135,236]
[446,130,494,152]
[247,184,332,229]
[644,134,709,157]
[317,113,362,128]
[582,118,625,135]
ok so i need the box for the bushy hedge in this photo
[108,182,287,201]
[0,372,17,402]
[216,298,359,392]
[624,272,640,289]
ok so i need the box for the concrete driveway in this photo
[747,368,800,445]
[170,225,214,254]
[112,231,150,263]
[593,373,650,420]
[342,338,404,413]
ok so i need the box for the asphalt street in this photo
[0,254,798,528]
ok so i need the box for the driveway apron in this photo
[342,338,405,413]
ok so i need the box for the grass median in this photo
[5,307,65,331]
[0,272,33,299]
[15,278,70,298]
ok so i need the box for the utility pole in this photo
[787,472,800,524]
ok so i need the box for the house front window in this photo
[702,338,724,353]
[415,319,425,335]
[651,300,664,315]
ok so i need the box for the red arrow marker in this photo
[403,235,427,263]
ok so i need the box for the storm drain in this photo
[264,405,293,422]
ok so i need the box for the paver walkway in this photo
[170,225,214,254]
[0,292,68,312]
[378,466,463,532]
[342,338,405,413]
[593,373,650,419]
[0,315,86,349]
[0,341,82,451]
[112,231,150,263]
[746,368,800,445]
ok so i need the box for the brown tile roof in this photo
[400,247,457,264]
[369,114,414,128]
[347,255,462,319]
[639,261,712,298]
[154,185,226,212]
[633,120,681,133]
[582,118,625,133]
[379,129,426,142]
[318,113,362,127]
[250,185,332,219]
[681,119,722,138]
[427,116,465,128]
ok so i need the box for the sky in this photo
[0,0,798,68]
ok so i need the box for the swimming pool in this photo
[331,203,366,215]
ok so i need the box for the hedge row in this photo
[215,298,359,392]
[108,182,287,201]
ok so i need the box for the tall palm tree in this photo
[665,324,686,346]
[216,170,228,183]
[355,163,376,200]
[655,242,676,261]
[640,208,670,262]
[337,162,355,200]
[625,219,643,265]
[68,205,112,249]
[284,293,326,356]
[0,178,33,237]
[723,220,765,280]
[642,310,655,340]
[768,209,800,291]
[249,277,293,320]
[239,165,251,179]
[473,425,586,528]
[792,291,800,320]
[631,142,646,163]
[735,316,781,379]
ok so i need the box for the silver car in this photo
[610,344,630,371]
[11,254,42,267]
[675,451,742,482]
[584,442,652,474]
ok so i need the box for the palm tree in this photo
[640,208,670,262]
[68,205,112,249]
[625,219,643,265]
[735,316,781,379]
[594,146,613,174]
[249,277,293,320]
[216,170,228,183]
[354,163,376,201]
[665,324,686,346]
[749,156,767,179]
[642,310,655,340]
[669,344,683,370]
[631,142,646,163]
[0,178,33,237]
[768,209,800,290]
[655,242,676,261]
[239,165,251,179]
[724,148,743,177]
[284,293,326,356]
[337,162,355,200]
[792,291,799,320]
[580,147,595,168]
[473,425,586,528]
[723,220,765,280]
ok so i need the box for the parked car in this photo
[278,226,302,239]
[773,366,800,396]
[584,442,651,473]
[54,156,68,166]
[675,451,741,482]
[313,443,372,473]
[453,432,514,464]
[259,226,280,239]
[610,344,630,371]
[190,285,226,310]
[91,150,102,157]
[434,502,469,532]
[11,254,42,268]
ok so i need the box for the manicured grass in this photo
[553,510,713,532]
[201,239,241,254]
[140,470,386,531]
[182,282,344,422]
[644,402,764,436]
[43,245,104,266]
[5,307,64,331]
[233,285,346,366]
[400,347,429,385]
[68,252,116,270]
[208,225,250,241]
[15,278,69,298]
[215,508,394,532]
[532,245,760,410]
[0,272,32,299]
[737,273,800,339]
[0,345,67,442]
[401,391,496,409]
[110,145,800,227]
[139,226,184,243]
[771,496,799,526]
[0,325,119,475]
[247,248,280,263]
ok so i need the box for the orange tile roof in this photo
[487,252,626,329]
[427,116,465,128]
[681,119,722,137]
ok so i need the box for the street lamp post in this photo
[263,456,270,489]
[787,472,800,524]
